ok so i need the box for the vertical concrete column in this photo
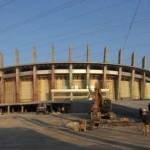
[51,45,55,101]
[21,105,24,113]
[51,65,55,102]
[0,52,4,104]
[86,45,90,89]
[117,49,122,100]
[131,52,135,99]
[0,52,4,69]
[68,46,72,63]
[141,56,146,99]
[69,64,73,100]
[12,107,14,113]
[32,47,38,102]
[15,49,20,103]
[103,47,108,88]
[68,47,73,89]
[7,105,10,114]
[68,47,73,100]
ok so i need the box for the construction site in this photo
[0,0,150,149]
[0,47,150,112]
[0,47,149,150]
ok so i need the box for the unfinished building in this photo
[0,46,149,112]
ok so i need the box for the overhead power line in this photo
[27,0,128,35]
[123,0,141,49]
[0,0,127,36]
[14,1,132,49]
[62,0,127,23]
[0,0,15,9]
[19,14,145,50]
[0,0,86,34]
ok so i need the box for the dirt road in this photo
[0,114,149,150]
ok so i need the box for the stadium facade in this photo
[0,46,149,112]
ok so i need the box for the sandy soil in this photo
[0,113,149,150]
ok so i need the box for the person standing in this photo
[139,108,149,136]
[148,103,150,112]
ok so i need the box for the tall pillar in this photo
[32,47,38,102]
[117,49,122,100]
[68,47,73,88]
[103,47,108,88]
[86,45,90,89]
[21,105,24,113]
[7,105,10,114]
[68,47,73,100]
[103,46,109,63]
[68,46,72,63]
[51,45,55,101]
[15,49,20,103]
[141,56,146,99]
[0,52,4,68]
[131,52,135,99]
[0,52,4,104]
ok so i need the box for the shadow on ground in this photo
[59,128,150,150]
[0,127,95,150]
[15,115,150,150]
[112,103,141,121]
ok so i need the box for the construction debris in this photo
[66,121,80,131]
[66,119,87,132]
[79,120,87,132]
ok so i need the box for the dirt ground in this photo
[0,113,149,150]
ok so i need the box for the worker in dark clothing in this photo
[139,108,149,136]
[148,103,150,112]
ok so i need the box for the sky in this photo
[0,0,150,68]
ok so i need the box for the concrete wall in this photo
[4,79,16,103]
[120,81,131,99]
[70,100,93,113]
[0,62,150,105]
[20,78,33,102]
[38,77,50,101]
[145,83,150,99]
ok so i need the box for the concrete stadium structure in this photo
[0,46,149,112]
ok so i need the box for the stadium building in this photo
[0,46,149,113]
